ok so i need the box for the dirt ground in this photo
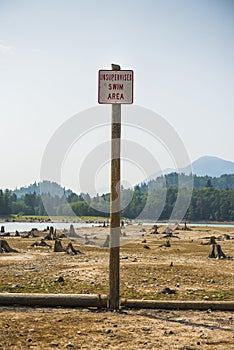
[0,306,233,349]
[0,224,234,349]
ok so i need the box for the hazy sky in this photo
[0,0,233,192]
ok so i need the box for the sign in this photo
[98,70,133,104]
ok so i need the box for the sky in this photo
[0,0,233,193]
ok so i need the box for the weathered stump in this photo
[165,239,171,247]
[102,234,110,248]
[151,225,158,234]
[0,240,18,253]
[45,226,56,240]
[216,244,227,259]
[84,234,95,245]
[69,224,75,236]
[209,236,217,245]
[209,243,227,259]
[65,242,83,255]
[54,239,64,252]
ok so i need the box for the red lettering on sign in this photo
[107,93,125,100]
[108,84,124,91]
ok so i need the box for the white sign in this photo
[98,70,134,104]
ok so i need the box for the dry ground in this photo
[0,224,233,349]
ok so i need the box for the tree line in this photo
[0,174,234,221]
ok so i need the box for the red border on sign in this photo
[98,70,134,104]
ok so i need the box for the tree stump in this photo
[224,234,230,240]
[69,224,75,236]
[84,234,95,245]
[216,244,227,259]
[151,225,158,234]
[0,240,18,253]
[65,242,83,255]
[45,226,56,240]
[209,236,217,245]
[209,243,227,259]
[165,239,171,247]
[102,234,110,248]
[54,239,64,252]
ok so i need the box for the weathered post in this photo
[109,63,121,309]
[98,64,133,310]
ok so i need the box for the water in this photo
[0,222,102,233]
[138,222,234,228]
[0,221,233,233]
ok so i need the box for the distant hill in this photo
[189,156,234,177]
[13,181,72,198]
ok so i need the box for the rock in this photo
[56,276,65,283]
[66,342,74,347]
[143,245,150,249]
[161,287,176,294]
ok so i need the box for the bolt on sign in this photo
[98,70,134,104]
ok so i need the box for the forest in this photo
[0,174,234,221]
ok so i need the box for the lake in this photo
[0,222,102,233]
[0,221,233,233]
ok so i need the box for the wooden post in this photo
[109,63,121,310]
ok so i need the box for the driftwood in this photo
[0,232,10,237]
[0,240,18,253]
[31,239,52,248]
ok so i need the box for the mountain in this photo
[188,156,234,177]
[13,181,73,198]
